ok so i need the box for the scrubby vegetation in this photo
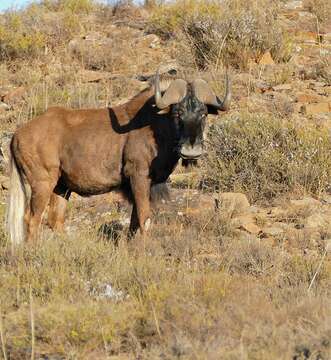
[0,212,330,359]
[148,0,291,69]
[0,0,330,358]
[203,113,331,201]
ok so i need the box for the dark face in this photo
[171,93,208,160]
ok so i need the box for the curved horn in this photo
[154,69,187,109]
[192,71,231,111]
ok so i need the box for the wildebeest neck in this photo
[108,87,155,134]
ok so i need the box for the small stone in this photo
[78,70,112,83]
[231,214,262,235]
[2,86,26,103]
[302,102,330,115]
[255,81,272,93]
[321,194,331,205]
[0,175,9,189]
[284,0,303,10]
[325,240,331,253]
[215,192,250,217]
[272,84,292,91]
[0,102,10,112]
[308,81,326,89]
[305,213,329,229]
[239,222,262,235]
[134,34,160,49]
[262,224,285,236]
[290,197,320,208]
[259,51,275,66]
[295,92,323,103]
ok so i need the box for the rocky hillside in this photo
[0,0,330,359]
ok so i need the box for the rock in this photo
[290,197,320,209]
[262,223,286,236]
[77,69,112,83]
[302,102,330,115]
[231,214,262,234]
[284,1,303,10]
[295,91,324,103]
[272,84,292,91]
[325,239,331,253]
[240,222,261,235]
[0,102,10,112]
[259,51,275,66]
[294,31,318,44]
[136,62,179,82]
[323,32,331,44]
[321,194,331,205]
[293,102,305,113]
[215,192,250,217]
[68,32,113,55]
[255,80,272,93]
[134,34,160,49]
[2,86,26,103]
[0,175,9,189]
[319,86,331,95]
[308,81,326,90]
[305,213,329,229]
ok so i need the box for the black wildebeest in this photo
[6,70,231,245]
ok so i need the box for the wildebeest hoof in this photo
[144,218,151,231]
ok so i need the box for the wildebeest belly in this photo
[59,133,124,196]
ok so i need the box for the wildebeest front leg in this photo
[129,174,151,236]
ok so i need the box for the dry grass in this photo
[0,207,330,359]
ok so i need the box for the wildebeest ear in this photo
[207,105,219,115]
[207,96,223,115]
[157,107,170,115]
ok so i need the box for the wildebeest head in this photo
[154,71,231,160]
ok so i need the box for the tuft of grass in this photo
[0,214,330,359]
[201,112,331,201]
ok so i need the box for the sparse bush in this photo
[149,0,289,69]
[42,0,95,13]
[202,113,331,201]
[0,2,91,61]
[298,59,331,85]
[0,12,46,61]
[304,0,331,23]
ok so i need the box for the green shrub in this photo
[0,12,46,61]
[202,113,331,201]
[0,0,99,61]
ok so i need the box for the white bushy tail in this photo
[6,152,26,247]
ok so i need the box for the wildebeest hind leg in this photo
[48,186,71,232]
[26,180,57,243]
